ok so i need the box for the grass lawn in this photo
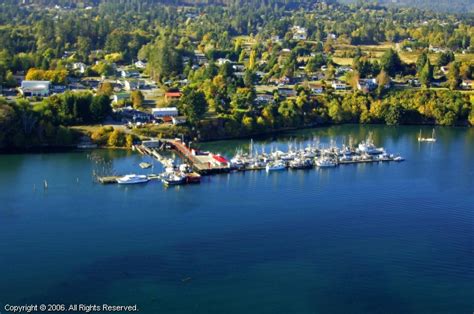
[455,53,474,63]
[332,57,353,66]
[255,85,278,93]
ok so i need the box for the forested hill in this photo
[16,0,474,13]
[340,0,474,13]
[17,0,336,8]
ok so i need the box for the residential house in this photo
[255,93,275,104]
[135,60,147,69]
[115,106,153,122]
[407,78,420,87]
[165,91,182,102]
[461,79,473,89]
[216,58,231,66]
[232,64,245,72]
[357,78,378,92]
[331,81,349,91]
[72,62,87,74]
[277,87,296,97]
[194,51,208,65]
[120,69,140,78]
[309,83,325,94]
[270,76,291,86]
[335,66,352,76]
[124,80,144,91]
[19,80,51,97]
[112,92,130,105]
[292,26,307,41]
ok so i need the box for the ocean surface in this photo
[0,125,473,314]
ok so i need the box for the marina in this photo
[97,134,404,185]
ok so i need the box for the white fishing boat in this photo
[418,129,436,142]
[357,139,384,155]
[265,161,286,172]
[117,174,149,184]
[289,158,313,169]
[315,157,337,168]
[162,172,186,185]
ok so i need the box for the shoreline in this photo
[0,123,471,154]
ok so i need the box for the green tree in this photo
[448,62,461,90]
[419,59,433,87]
[416,52,429,74]
[90,95,112,122]
[437,51,455,67]
[147,37,183,82]
[179,87,208,124]
[380,49,403,77]
[385,103,405,125]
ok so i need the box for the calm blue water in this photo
[0,125,473,314]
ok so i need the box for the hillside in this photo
[340,0,474,13]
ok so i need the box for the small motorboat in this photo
[162,172,187,185]
[393,155,405,162]
[139,162,152,169]
[265,161,286,172]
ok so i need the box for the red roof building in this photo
[165,91,182,101]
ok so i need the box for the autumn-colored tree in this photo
[130,90,144,109]
[97,82,114,96]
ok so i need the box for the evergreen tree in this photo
[419,59,433,87]
[380,49,403,77]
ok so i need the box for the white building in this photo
[123,80,144,91]
[331,81,349,91]
[120,69,140,78]
[19,81,51,97]
[152,107,179,118]
[135,60,147,69]
[292,26,307,41]
[72,62,87,74]
[271,35,281,43]
[216,58,231,66]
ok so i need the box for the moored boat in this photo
[418,129,437,142]
[265,161,286,172]
[139,162,152,169]
[186,172,201,184]
[315,157,337,168]
[357,140,384,155]
[117,174,149,184]
[289,158,313,169]
[162,172,187,185]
